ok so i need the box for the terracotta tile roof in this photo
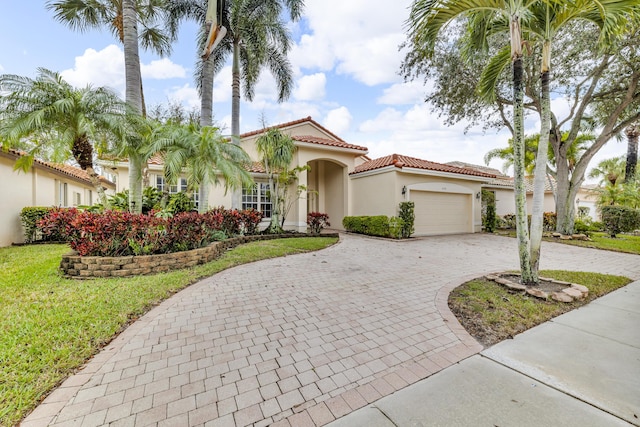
[294,135,368,152]
[352,154,497,178]
[485,175,556,192]
[240,116,347,143]
[245,162,266,173]
[3,148,115,187]
[446,161,507,177]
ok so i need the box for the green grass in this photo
[449,270,632,348]
[555,232,640,254]
[493,230,640,255]
[0,237,338,427]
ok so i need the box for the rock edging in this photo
[485,273,589,303]
[60,233,339,279]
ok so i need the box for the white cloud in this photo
[141,58,186,79]
[0,64,4,72]
[61,45,125,93]
[61,45,187,98]
[378,81,428,105]
[292,0,413,86]
[166,84,200,109]
[324,106,352,134]
[294,73,326,101]
[357,103,509,166]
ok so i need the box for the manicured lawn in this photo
[554,232,640,254]
[0,237,338,427]
[448,270,631,348]
[494,230,640,255]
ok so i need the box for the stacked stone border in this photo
[485,272,589,302]
[60,233,340,279]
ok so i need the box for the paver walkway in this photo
[22,233,640,427]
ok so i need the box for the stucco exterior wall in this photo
[490,187,555,217]
[350,170,398,218]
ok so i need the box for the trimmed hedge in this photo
[399,202,415,238]
[601,205,640,237]
[343,215,407,239]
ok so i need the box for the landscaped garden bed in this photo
[61,232,338,278]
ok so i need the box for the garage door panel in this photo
[412,191,471,235]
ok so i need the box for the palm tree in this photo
[0,68,126,206]
[589,156,625,187]
[46,0,175,213]
[212,0,303,144]
[625,123,639,182]
[408,0,536,283]
[256,127,295,233]
[151,122,253,213]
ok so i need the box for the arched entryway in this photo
[306,159,348,230]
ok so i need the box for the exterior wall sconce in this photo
[476,191,481,200]
[402,185,407,195]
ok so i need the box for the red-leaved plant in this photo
[307,212,330,234]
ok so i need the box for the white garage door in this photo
[412,191,472,235]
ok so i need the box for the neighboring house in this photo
[449,162,556,216]
[0,148,116,247]
[450,162,601,221]
[575,185,600,221]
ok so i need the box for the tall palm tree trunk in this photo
[198,45,216,213]
[231,40,241,145]
[123,0,144,213]
[230,39,242,209]
[530,41,552,278]
[625,124,639,182]
[510,14,534,285]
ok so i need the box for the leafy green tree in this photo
[462,0,636,280]
[256,127,295,233]
[407,0,536,282]
[403,7,640,238]
[0,68,126,206]
[151,122,253,213]
[47,0,176,213]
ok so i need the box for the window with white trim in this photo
[155,176,199,210]
[242,182,271,218]
[58,182,68,207]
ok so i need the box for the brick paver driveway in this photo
[24,233,640,427]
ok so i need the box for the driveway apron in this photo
[22,233,640,427]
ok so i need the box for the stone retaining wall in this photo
[60,233,339,279]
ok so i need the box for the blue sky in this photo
[0,1,626,177]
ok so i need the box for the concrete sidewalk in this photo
[328,280,640,427]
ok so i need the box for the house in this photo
[101,117,498,236]
[0,149,116,247]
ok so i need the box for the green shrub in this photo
[501,214,516,229]
[543,212,557,231]
[167,192,196,214]
[342,215,395,238]
[20,207,54,243]
[601,205,640,237]
[388,216,404,239]
[398,201,415,238]
[481,190,496,232]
